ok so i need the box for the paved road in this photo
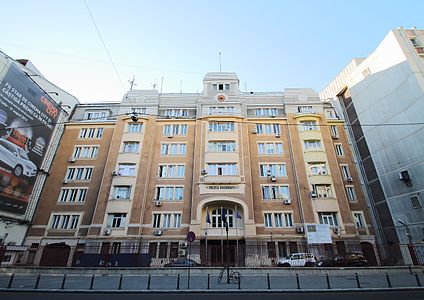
[1,290,424,300]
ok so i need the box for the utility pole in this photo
[128,75,137,90]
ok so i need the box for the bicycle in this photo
[217,267,241,284]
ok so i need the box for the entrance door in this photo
[202,240,245,267]
[360,242,378,266]
[39,243,71,267]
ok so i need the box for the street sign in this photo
[187,231,196,242]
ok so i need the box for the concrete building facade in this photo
[321,27,424,265]
[23,72,377,267]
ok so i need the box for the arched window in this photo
[211,208,234,228]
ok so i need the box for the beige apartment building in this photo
[23,72,377,267]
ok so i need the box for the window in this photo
[346,186,356,201]
[257,142,283,155]
[163,214,171,228]
[208,106,235,114]
[335,144,344,156]
[297,106,314,113]
[161,143,187,155]
[264,213,273,227]
[212,83,230,91]
[118,164,136,176]
[84,111,108,120]
[173,213,181,228]
[304,140,322,150]
[259,163,287,177]
[340,165,350,179]
[410,38,419,47]
[255,123,280,135]
[211,208,234,228]
[65,167,93,181]
[325,109,339,119]
[330,126,339,138]
[123,142,139,153]
[164,109,188,117]
[108,213,126,228]
[163,124,188,136]
[158,165,185,178]
[132,107,147,115]
[156,186,184,200]
[79,127,104,139]
[58,188,88,203]
[284,213,293,227]
[271,213,293,227]
[353,212,365,228]
[72,146,99,158]
[313,184,333,198]
[128,123,142,133]
[318,212,338,227]
[207,163,237,176]
[113,186,131,199]
[209,122,235,132]
[208,141,236,152]
[262,185,290,200]
[153,214,161,228]
[309,163,328,175]
[301,121,318,131]
[254,108,278,116]
[50,214,80,230]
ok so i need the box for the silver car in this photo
[0,138,37,177]
[277,253,317,267]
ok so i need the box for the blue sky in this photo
[1,0,423,102]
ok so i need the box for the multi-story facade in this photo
[0,51,78,265]
[23,72,377,267]
[321,27,424,265]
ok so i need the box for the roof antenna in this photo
[219,52,222,72]
[128,75,137,90]
[160,77,164,95]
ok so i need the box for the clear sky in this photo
[1,0,423,103]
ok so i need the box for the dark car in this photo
[317,253,368,267]
[164,258,202,267]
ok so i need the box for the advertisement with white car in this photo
[0,63,60,214]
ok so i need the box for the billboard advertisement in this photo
[305,224,332,244]
[0,63,60,214]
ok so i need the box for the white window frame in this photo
[127,123,143,133]
[346,186,357,201]
[340,165,350,179]
[318,212,338,227]
[304,140,322,150]
[208,122,235,132]
[118,164,136,176]
[259,163,287,177]
[113,186,131,199]
[352,212,366,228]
[335,144,344,156]
[207,163,237,176]
[108,213,127,228]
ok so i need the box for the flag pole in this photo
[235,205,239,266]
[220,206,223,266]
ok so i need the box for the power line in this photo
[83,0,126,92]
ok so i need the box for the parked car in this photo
[317,253,368,267]
[0,138,37,177]
[164,258,202,267]
[277,253,317,267]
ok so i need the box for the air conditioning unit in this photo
[155,201,162,207]
[179,241,188,248]
[112,171,119,176]
[178,249,186,256]
[284,199,291,205]
[63,179,69,184]
[296,226,304,233]
[154,230,162,236]
[347,177,353,182]
[333,227,340,234]
[310,191,317,198]
[201,169,208,175]
[69,157,76,163]
[167,134,173,138]
[275,133,281,138]
[270,176,276,182]
[332,134,339,139]
[104,228,112,235]
[251,129,257,134]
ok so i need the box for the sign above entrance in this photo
[187,231,196,242]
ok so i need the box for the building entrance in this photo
[201,239,245,267]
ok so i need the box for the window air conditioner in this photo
[69,157,76,163]
[154,230,163,236]
[112,171,118,176]
[296,226,304,233]
[275,133,281,138]
[333,227,340,234]
[178,249,186,256]
[347,177,353,182]
[201,169,208,175]
[310,191,317,198]
[104,228,112,235]
[155,201,162,207]
[284,199,291,205]
[179,241,188,248]
[251,129,257,134]
[63,179,69,184]
[167,134,173,138]
[270,176,276,182]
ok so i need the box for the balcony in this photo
[203,227,245,237]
